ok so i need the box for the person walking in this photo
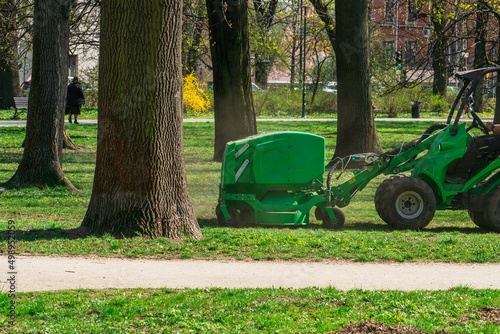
[66,77,85,124]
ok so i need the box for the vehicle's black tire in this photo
[314,206,323,221]
[468,210,491,230]
[320,207,345,230]
[469,187,500,232]
[374,175,405,228]
[375,175,436,230]
[215,204,241,227]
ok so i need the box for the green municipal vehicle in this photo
[216,67,500,232]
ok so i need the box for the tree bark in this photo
[333,0,382,158]
[0,0,21,109]
[206,0,257,161]
[63,127,85,150]
[2,0,76,191]
[431,0,448,97]
[82,0,201,240]
[473,0,488,113]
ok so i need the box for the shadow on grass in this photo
[0,152,23,164]
[0,226,89,241]
[1,221,490,243]
[201,218,492,235]
[347,221,489,234]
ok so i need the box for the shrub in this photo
[253,88,337,117]
[80,65,99,107]
[254,88,302,117]
[373,90,411,118]
[428,94,449,114]
[309,91,337,114]
[183,73,211,114]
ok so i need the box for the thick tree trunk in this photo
[206,0,257,161]
[82,0,201,240]
[0,0,21,109]
[333,0,382,158]
[431,0,448,97]
[2,0,76,191]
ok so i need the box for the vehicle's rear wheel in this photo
[469,187,500,232]
[375,175,436,230]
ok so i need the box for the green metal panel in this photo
[252,132,324,185]
[221,132,325,187]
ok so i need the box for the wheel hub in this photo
[396,191,424,219]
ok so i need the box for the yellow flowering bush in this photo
[183,72,210,114]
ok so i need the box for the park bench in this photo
[13,97,28,120]
[0,187,5,195]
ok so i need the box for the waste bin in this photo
[411,101,421,118]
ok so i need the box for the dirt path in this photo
[1,255,500,292]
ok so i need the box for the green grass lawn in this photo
[1,120,499,333]
[0,120,497,262]
[0,287,498,333]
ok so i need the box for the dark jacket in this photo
[67,82,85,107]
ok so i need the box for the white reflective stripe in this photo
[235,159,250,182]
[235,143,250,159]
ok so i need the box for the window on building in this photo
[385,0,396,24]
[403,40,418,67]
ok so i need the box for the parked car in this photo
[322,81,337,94]
[252,82,266,92]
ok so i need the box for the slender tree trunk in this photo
[496,28,500,123]
[473,0,488,113]
[206,0,257,161]
[82,0,201,240]
[333,0,382,158]
[0,0,21,109]
[2,0,76,191]
[431,0,448,97]
[253,0,278,89]
[290,28,298,90]
[495,76,500,123]
[182,0,204,75]
[310,0,335,50]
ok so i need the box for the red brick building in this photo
[371,0,432,69]
[370,0,475,82]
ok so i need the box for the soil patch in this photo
[327,320,456,334]
[454,306,500,325]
